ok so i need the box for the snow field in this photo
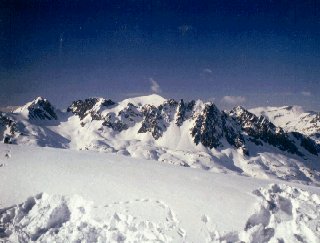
[1,184,319,242]
[0,145,319,242]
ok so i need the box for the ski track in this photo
[1,184,319,242]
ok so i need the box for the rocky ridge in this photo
[1,95,319,184]
[5,96,320,158]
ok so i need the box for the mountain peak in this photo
[15,97,58,120]
[33,96,45,103]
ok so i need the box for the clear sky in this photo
[1,0,320,110]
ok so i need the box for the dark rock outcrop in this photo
[118,103,142,125]
[190,103,247,153]
[102,103,142,132]
[27,97,58,120]
[221,112,248,154]
[291,132,320,155]
[191,103,223,148]
[0,112,17,143]
[67,98,115,120]
[176,99,195,126]
[230,106,303,156]
[138,105,164,139]
[138,99,178,139]
[102,113,128,132]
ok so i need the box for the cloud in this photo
[221,96,246,105]
[301,91,312,96]
[150,78,162,93]
[203,68,212,74]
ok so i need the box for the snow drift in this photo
[0,145,319,242]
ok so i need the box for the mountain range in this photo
[1,94,319,185]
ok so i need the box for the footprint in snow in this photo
[178,227,187,239]
[101,198,187,240]
[155,200,168,209]
[200,214,222,242]
[4,150,11,159]
[201,214,209,223]
[0,194,176,242]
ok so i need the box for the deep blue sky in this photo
[1,0,320,110]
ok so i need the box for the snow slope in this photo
[0,144,319,242]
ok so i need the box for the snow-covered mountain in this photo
[250,106,320,144]
[14,96,58,121]
[1,95,320,185]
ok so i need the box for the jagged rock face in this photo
[250,106,320,145]
[3,96,319,159]
[138,105,165,139]
[0,113,17,144]
[230,106,311,156]
[117,103,142,126]
[158,99,178,124]
[292,132,320,155]
[0,113,14,128]
[191,104,224,148]
[190,104,247,152]
[176,100,195,126]
[102,103,143,132]
[221,112,247,154]
[67,98,115,120]
[138,99,178,139]
[27,98,58,120]
[102,113,128,132]
[118,103,141,122]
